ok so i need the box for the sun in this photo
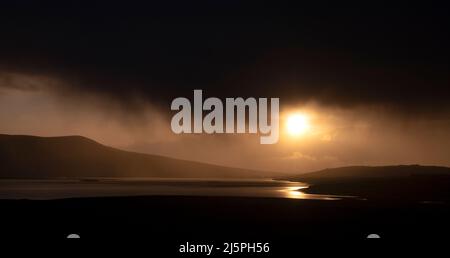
[286,113,310,136]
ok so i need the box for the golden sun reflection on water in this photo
[283,186,308,198]
[281,186,342,200]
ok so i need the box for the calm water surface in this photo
[0,178,348,200]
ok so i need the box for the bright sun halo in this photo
[286,113,310,136]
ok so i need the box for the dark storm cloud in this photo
[0,1,449,114]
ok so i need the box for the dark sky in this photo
[0,0,449,114]
[1,1,450,172]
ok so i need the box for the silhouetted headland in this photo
[282,165,450,202]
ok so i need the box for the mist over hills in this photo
[0,134,273,179]
[2,133,450,187]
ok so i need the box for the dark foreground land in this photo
[1,195,450,254]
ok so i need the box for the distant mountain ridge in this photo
[3,134,449,181]
[0,134,274,179]
[283,165,450,184]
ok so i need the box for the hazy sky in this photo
[0,1,449,173]
[1,71,449,173]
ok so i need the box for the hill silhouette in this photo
[284,165,450,183]
[283,165,450,201]
[0,134,273,179]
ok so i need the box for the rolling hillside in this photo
[0,134,274,179]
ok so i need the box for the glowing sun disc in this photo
[286,113,310,136]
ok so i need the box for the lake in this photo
[0,178,346,200]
